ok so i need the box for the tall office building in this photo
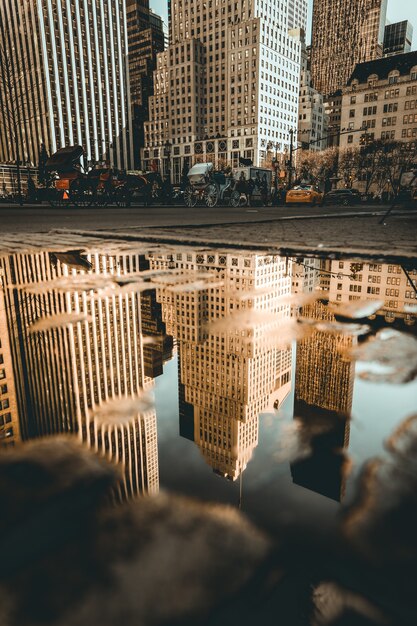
[126,1,165,166]
[292,301,354,501]
[383,21,413,57]
[149,250,293,480]
[0,287,20,448]
[310,0,388,98]
[142,0,307,180]
[297,37,328,151]
[0,0,133,169]
[0,251,160,500]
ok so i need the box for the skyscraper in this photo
[292,301,354,501]
[0,0,133,169]
[297,36,328,151]
[310,0,388,97]
[0,251,161,500]
[126,1,165,167]
[149,250,293,480]
[383,21,414,57]
[142,0,307,180]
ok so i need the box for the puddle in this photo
[0,245,416,625]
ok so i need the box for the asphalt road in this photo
[0,201,411,233]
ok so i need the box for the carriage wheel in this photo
[69,179,95,207]
[184,186,197,207]
[230,190,241,207]
[205,184,219,208]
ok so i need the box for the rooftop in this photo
[347,50,417,85]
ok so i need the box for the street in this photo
[0,201,412,233]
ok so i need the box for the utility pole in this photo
[287,128,294,190]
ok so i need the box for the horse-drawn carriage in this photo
[44,145,164,207]
[184,163,239,208]
[44,146,130,207]
[183,162,272,208]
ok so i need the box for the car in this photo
[285,185,324,206]
[323,188,361,206]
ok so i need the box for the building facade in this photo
[383,21,413,57]
[142,0,307,181]
[297,39,328,151]
[327,259,417,326]
[148,250,293,480]
[0,251,162,499]
[126,1,165,167]
[310,0,388,98]
[0,0,133,169]
[339,51,417,147]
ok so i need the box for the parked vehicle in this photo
[323,188,361,206]
[286,185,324,206]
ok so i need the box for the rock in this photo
[0,438,271,626]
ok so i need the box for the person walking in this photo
[260,173,268,205]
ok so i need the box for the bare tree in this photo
[295,148,338,189]
[0,40,33,203]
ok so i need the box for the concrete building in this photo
[339,51,417,147]
[327,259,417,326]
[292,300,354,502]
[0,251,161,500]
[148,250,293,480]
[0,0,133,169]
[383,21,413,57]
[310,0,388,98]
[297,38,328,151]
[126,1,165,167]
[0,284,20,448]
[142,0,307,181]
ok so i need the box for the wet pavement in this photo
[0,239,417,625]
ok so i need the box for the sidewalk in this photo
[1,210,416,264]
[63,210,417,264]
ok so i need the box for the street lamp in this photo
[286,128,294,190]
[164,140,172,182]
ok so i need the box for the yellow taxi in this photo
[285,185,324,206]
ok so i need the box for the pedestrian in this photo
[236,171,247,205]
[246,177,255,206]
[260,174,268,205]
[162,176,173,205]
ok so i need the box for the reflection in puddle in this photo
[0,246,417,624]
[0,249,416,503]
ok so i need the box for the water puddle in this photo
[0,245,416,624]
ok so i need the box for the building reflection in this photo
[291,259,416,501]
[292,301,354,502]
[0,251,172,501]
[149,250,293,480]
[328,260,417,327]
